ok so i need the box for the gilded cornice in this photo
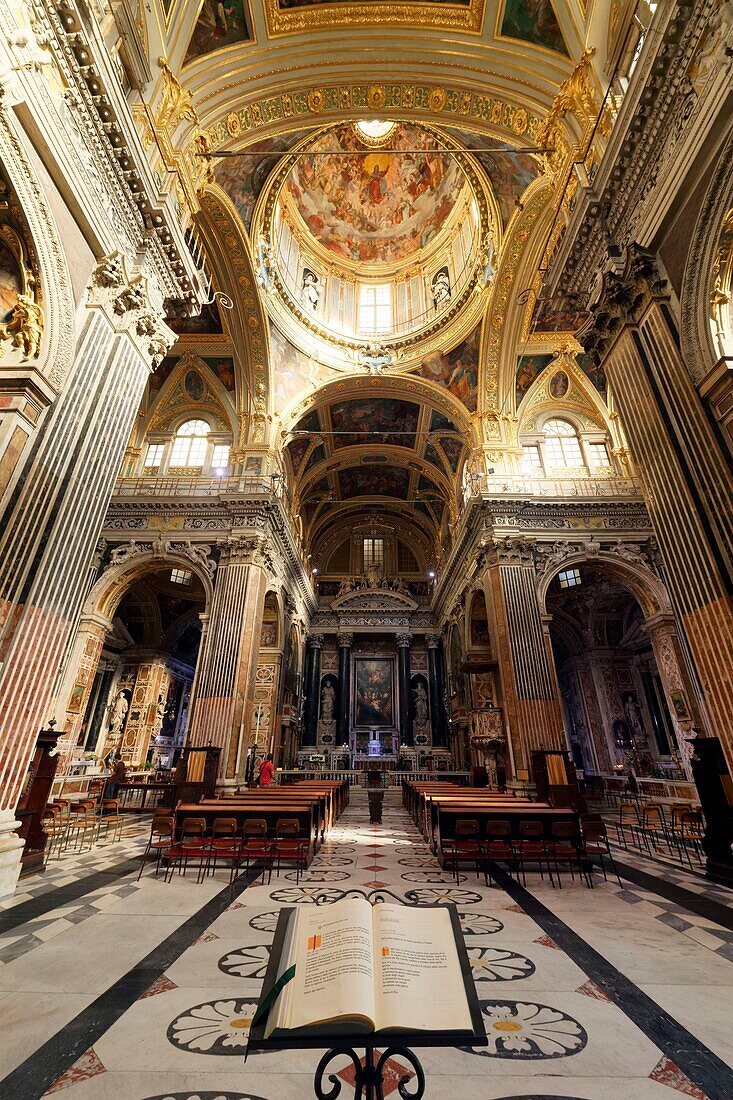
[202,81,544,157]
[198,187,269,421]
[263,0,486,36]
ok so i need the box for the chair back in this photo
[455,819,479,839]
[670,803,693,827]
[486,819,511,839]
[519,819,543,840]
[680,810,703,833]
[582,820,608,843]
[275,817,300,838]
[619,801,638,823]
[551,820,577,842]
[152,816,174,838]
[212,817,238,837]
[642,804,665,827]
[243,818,268,839]
[181,816,207,837]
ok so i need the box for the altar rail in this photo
[598,774,699,804]
[278,769,470,788]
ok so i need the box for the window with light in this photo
[170,568,192,586]
[144,443,164,469]
[211,444,231,475]
[359,284,392,334]
[363,537,384,571]
[543,419,585,469]
[170,420,210,469]
[588,442,611,469]
[521,445,543,476]
[558,568,581,589]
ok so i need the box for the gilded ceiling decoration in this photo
[263,0,485,35]
[443,130,540,229]
[184,1,252,65]
[282,123,469,267]
[214,129,312,233]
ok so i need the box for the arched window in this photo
[170,420,210,469]
[543,419,585,469]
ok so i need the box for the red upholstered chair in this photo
[272,817,309,883]
[240,818,274,883]
[548,820,592,889]
[441,819,484,884]
[515,820,555,887]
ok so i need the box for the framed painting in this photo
[353,657,395,729]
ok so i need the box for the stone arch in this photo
[537,549,671,621]
[681,124,733,383]
[83,547,216,623]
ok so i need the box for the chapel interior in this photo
[0,0,733,1097]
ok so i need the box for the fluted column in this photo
[586,246,733,769]
[396,633,413,747]
[484,542,566,775]
[427,636,447,748]
[337,633,353,746]
[0,255,174,898]
[186,538,268,778]
[302,634,323,747]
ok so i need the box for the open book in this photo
[265,897,473,1036]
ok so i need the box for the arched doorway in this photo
[72,558,209,771]
[544,561,689,780]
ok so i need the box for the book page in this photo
[284,898,377,1031]
[373,905,473,1033]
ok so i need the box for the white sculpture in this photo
[109,690,128,737]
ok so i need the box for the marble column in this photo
[302,634,323,747]
[0,255,174,898]
[587,247,733,769]
[186,538,268,779]
[337,633,353,746]
[427,636,447,748]
[484,546,567,776]
[396,633,413,747]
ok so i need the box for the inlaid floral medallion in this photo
[457,910,504,936]
[218,945,271,979]
[400,870,466,884]
[467,947,535,982]
[167,1000,264,1055]
[269,886,344,904]
[310,855,354,866]
[397,855,435,867]
[464,1000,587,1059]
[406,887,483,905]
[283,869,351,883]
[249,911,279,933]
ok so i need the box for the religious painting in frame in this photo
[353,657,396,729]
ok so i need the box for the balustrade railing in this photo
[466,474,643,499]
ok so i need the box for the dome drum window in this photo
[140,419,232,478]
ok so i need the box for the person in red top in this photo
[258,753,275,787]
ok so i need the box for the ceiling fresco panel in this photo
[269,322,333,411]
[445,130,540,229]
[499,0,568,56]
[184,0,252,64]
[330,398,420,449]
[515,352,553,404]
[338,466,410,499]
[415,320,481,412]
[215,130,312,233]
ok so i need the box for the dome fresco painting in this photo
[282,123,470,266]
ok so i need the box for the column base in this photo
[0,809,25,899]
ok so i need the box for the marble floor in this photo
[1,792,732,1100]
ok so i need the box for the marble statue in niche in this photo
[413,681,429,724]
[431,266,451,311]
[320,680,336,724]
[301,268,321,312]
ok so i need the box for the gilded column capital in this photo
[396,633,412,648]
[308,633,324,649]
[582,244,669,364]
[338,633,354,648]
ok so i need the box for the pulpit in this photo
[16,725,61,875]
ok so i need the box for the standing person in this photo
[258,753,275,787]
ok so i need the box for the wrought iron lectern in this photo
[246,888,487,1099]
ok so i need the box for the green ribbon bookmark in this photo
[251,964,297,1028]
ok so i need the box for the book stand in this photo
[247,888,487,1099]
